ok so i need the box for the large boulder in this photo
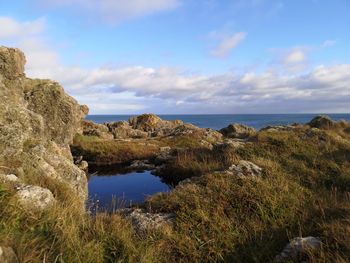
[219,123,256,139]
[0,46,88,200]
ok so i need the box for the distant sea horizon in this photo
[87,113,350,130]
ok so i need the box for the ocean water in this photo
[87,114,350,130]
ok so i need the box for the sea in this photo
[87,114,350,130]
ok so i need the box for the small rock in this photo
[74,155,83,165]
[119,208,175,232]
[0,246,18,263]
[228,160,262,177]
[77,160,88,172]
[129,160,155,170]
[260,125,296,132]
[178,178,192,186]
[275,236,322,262]
[15,185,55,211]
[0,174,19,183]
[160,146,171,152]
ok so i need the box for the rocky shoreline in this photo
[1,46,350,262]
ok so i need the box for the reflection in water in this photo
[87,166,170,211]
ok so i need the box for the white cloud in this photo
[210,32,247,58]
[36,0,180,24]
[283,50,305,64]
[322,39,337,48]
[35,62,350,113]
[0,17,45,39]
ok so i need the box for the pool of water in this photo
[88,168,170,211]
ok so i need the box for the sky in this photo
[0,0,349,114]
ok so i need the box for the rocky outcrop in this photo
[275,236,322,262]
[0,46,88,202]
[106,121,148,139]
[308,115,336,129]
[307,116,350,134]
[0,246,18,263]
[129,114,183,136]
[219,123,256,139]
[82,120,114,139]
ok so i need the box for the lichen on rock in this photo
[15,185,55,211]
[0,46,88,202]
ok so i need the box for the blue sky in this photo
[0,0,349,114]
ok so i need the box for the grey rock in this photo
[275,236,322,262]
[0,46,88,200]
[119,208,175,232]
[228,160,262,177]
[260,125,296,132]
[129,160,155,170]
[0,174,19,183]
[0,246,18,263]
[178,178,192,186]
[15,185,55,211]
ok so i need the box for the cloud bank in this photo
[1,16,349,114]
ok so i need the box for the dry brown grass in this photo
[72,134,164,165]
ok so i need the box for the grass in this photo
[71,134,163,165]
[156,144,238,185]
[1,120,350,262]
